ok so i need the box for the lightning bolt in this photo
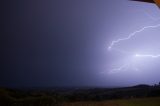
[135,54,160,58]
[108,54,141,74]
[108,63,129,74]
[108,24,160,50]
[105,4,160,74]
[108,23,160,74]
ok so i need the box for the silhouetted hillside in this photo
[1,84,160,105]
[132,84,151,88]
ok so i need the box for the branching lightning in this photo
[108,23,160,74]
[108,24,160,50]
[104,1,160,75]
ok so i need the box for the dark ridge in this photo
[132,84,151,88]
[1,84,160,105]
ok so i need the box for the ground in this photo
[61,97,160,106]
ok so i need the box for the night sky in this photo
[1,0,160,87]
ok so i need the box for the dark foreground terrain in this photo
[62,97,160,106]
[1,84,160,106]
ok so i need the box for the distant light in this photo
[134,54,160,58]
[135,54,140,57]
